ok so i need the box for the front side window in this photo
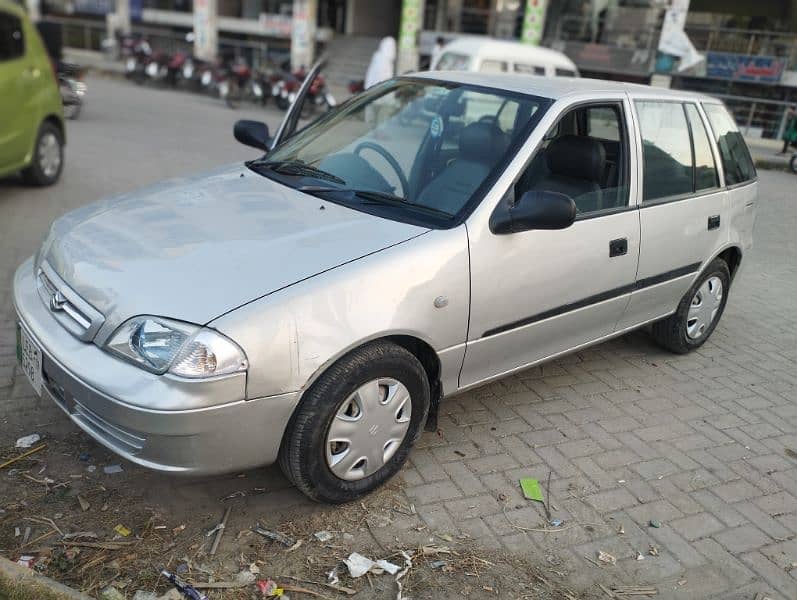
[636,101,693,202]
[515,102,630,215]
[436,52,471,71]
[703,103,756,186]
[555,68,576,77]
[0,11,24,61]
[684,103,719,191]
[587,106,620,142]
[253,79,549,226]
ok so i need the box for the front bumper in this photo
[13,258,300,475]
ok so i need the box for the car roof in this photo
[0,0,26,18]
[441,38,576,67]
[411,71,719,103]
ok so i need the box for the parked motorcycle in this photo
[165,50,190,87]
[124,37,152,84]
[348,79,364,95]
[58,62,86,120]
[306,71,336,114]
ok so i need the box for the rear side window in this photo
[480,59,507,73]
[636,101,694,201]
[514,63,545,76]
[703,104,756,186]
[684,104,719,191]
[0,11,24,61]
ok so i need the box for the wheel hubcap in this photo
[325,378,412,481]
[686,276,723,339]
[38,132,61,178]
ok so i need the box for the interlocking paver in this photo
[740,551,797,598]
[754,491,797,515]
[714,524,773,553]
[712,479,762,503]
[670,512,726,541]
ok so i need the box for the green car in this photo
[0,0,64,186]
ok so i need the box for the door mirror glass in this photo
[234,120,271,151]
[490,190,576,234]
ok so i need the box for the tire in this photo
[790,155,797,174]
[21,121,64,186]
[651,258,731,354]
[279,340,430,504]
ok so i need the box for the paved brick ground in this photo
[1,77,795,599]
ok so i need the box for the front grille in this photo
[36,262,105,342]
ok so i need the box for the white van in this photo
[432,37,579,78]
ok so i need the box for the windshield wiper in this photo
[248,159,346,185]
[298,186,452,219]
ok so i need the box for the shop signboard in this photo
[521,0,548,45]
[705,52,785,84]
[397,0,422,72]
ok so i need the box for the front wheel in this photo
[790,154,797,174]
[651,258,730,354]
[21,122,64,186]
[279,341,430,504]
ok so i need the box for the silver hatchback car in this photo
[14,69,757,503]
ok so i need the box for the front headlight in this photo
[105,316,248,378]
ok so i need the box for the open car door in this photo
[270,57,327,149]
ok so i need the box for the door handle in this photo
[609,238,628,257]
[708,215,720,230]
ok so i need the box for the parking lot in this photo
[1,75,796,599]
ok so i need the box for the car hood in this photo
[42,164,427,332]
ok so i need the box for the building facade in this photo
[546,0,797,139]
[31,0,797,137]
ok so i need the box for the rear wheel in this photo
[790,154,797,174]
[651,258,730,354]
[279,341,429,503]
[22,122,64,186]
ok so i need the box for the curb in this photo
[754,158,791,172]
[0,557,93,600]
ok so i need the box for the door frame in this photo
[457,92,643,391]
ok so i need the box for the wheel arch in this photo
[299,331,442,397]
[709,244,743,282]
[42,114,66,144]
[292,331,443,431]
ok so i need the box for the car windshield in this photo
[257,78,549,226]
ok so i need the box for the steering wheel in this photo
[354,142,409,197]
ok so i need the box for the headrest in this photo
[459,122,508,161]
[545,135,606,182]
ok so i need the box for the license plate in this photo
[16,324,42,396]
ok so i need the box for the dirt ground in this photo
[0,426,600,600]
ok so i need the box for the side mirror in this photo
[490,190,576,234]
[234,120,271,151]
